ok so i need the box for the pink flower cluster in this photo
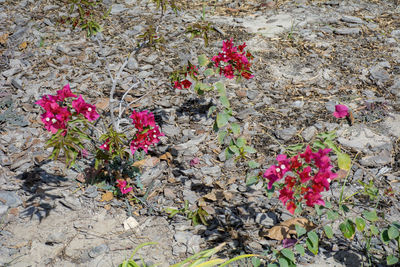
[212,39,254,80]
[333,104,349,118]
[36,84,99,134]
[173,65,198,89]
[116,179,132,194]
[263,145,337,214]
[129,110,164,154]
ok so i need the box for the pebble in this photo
[275,126,297,141]
[340,15,364,24]
[88,244,109,258]
[334,28,360,35]
[85,185,98,198]
[0,191,22,208]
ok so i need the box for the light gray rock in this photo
[302,126,317,141]
[382,114,400,138]
[162,124,180,137]
[141,161,167,187]
[89,244,109,258]
[369,66,390,86]
[127,57,138,70]
[359,150,392,167]
[0,191,22,208]
[276,126,297,141]
[187,235,202,253]
[200,166,221,177]
[337,125,392,154]
[0,205,8,217]
[85,185,98,198]
[334,28,360,35]
[391,30,400,38]
[111,4,127,14]
[255,212,278,227]
[341,16,364,24]
[182,189,198,204]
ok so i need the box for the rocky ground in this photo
[0,0,400,266]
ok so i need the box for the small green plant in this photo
[137,25,166,51]
[165,200,210,226]
[150,0,180,16]
[119,242,258,267]
[59,0,110,37]
[185,4,216,47]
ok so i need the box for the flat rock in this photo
[275,126,297,141]
[381,114,400,138]
[341,15,365,24]
[0,191,22,208]
[359,150,392,167]
[334,28,360,35]
[337,125,392,154]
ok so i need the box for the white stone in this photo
[123,216,139,230]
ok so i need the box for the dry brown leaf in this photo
[159,152,173,165]
[19,41,28,50]
[0,33,9,45]
[96,98,109,110]
[336,169,348,180]
[223,191,234,201]
[104,204,111,210]
[203,191,217,201]
[132,156,159,167]
[198,197,207,207]
[101,191,114,202]
[264,217,316,241]
[202,205,215,215]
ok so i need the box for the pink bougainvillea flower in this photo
[286,201,297,215]
[130,110,156,132]
[174,81,183,89]
[181,79,192,89]
[279,187,294,205]
[333,104,349,118]
[100,138,110,151]
[300,145,313,163]
[283,238,297,248]
[263,165,281,189]
[40,106,71,134]
[56,84,77,102]
[116,179,133,195]
[72,95,99,121]
[222,64,235,79]
[190,157,200,166]
[298,166,312,183]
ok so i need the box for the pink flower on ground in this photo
[286,201,297,214]
[279,187,294,205]
[100,138,110,151]
[72,95,99,121]
[300,145,313,163]
[222,65,235,79]
[181,79,192,89]
[190,157,200,166]
[263,165,282,189]
[174,81,183,89]
[56,84,77,102]
[333,104,349,118]
[116,179,133,195]
[130,110,156,132]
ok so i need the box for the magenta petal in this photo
[282,238,297,248]
[333,104,349,118]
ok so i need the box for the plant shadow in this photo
[16,164,68,222]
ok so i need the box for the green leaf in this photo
[225,147,235,160]
[281,248,295,263]
[381,229,390,244]
[244,146,257,154]
[219,95,230,108]
[363,210,378,222]
[236,137,246,148]
[216,112,229,128]
[370,224,379,235]
[246,175,259,186]
[229,145,240,155]
[248,160,260,169]
[355,217,366,232]
[388,225,400,240]
[313,140,326,150]
[315,205,324,216]
[267,264,279,267]
[285,143,304,152]
[295,225,307,237]
[307,231,319,246]
[208,105,216,117]
[295,244,305,256]
[327,210,339,220]
[230,123,240,135]
[278,257,289,267]
[387,255,399,265]
[198,54,209,66]
[339,219,355,239]
[325,201,333,209]
[323,139,341,154]
[340,204,350,213]
[217,130,227,144]
[337,152,351,171]
[251,257,261,267]
[306,237,318,255]
[324,225,334,239]
[204,68,214,76]
[215,81,226,95]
